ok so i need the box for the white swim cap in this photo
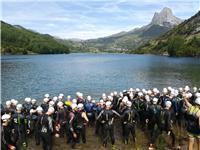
[71,103,77,110]
[136,88,140,92]
[138,92,143,97]
[72,99,77,104]
[16,104,23,110]
[12,100,18,106]
[152,98,158,104]
[25,97,31,103]
[49,101,55,107]
[6,100,11,106]
[59,93,64,97]
[67,95,71,100]
[53,96,58,102]
[163,88,168,94]
[44,94,50,98]
[184,86,190,92]
[77,103,84,109]
[126,101,132,107]
[165,101,172,108]
[31,99,37,104]
[2,114,11,122]
[57,101,63,107]
[43,98,49,103]
[129,88,134,92]
[107,96,113,101]
[47,107,55,114]
[105,101,112,107]
[87,96,92,101]
[122,96,128,103]
[36,106,43,112]
[195,97,200,105]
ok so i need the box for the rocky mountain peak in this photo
[160,7,173,15]
[150,7,182,27]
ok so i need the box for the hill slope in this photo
[1,21,70,54]
[134,11,200,57]
[83,7,182,52]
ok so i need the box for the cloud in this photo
[54,26,137,40]
[46,23,56,27]
[2,0,199,39]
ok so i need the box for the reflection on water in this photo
[1,53,200,103]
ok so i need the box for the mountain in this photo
[83,7,182,52]
[134,11,200,57]
[55,38,88,53]
[150,7,182,27]
[1,21,70,54]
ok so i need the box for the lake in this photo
[1,53,200,104]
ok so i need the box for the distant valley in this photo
[1,7,200,57]
[66,7,183,53]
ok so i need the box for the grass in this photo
[26,122,193,150]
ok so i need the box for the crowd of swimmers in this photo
[1,86,200,150]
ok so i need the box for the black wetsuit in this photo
[97,109,120,147]
[74,110,87,144]
[2,124,16,150]
[35,114,43,145]
[38,114,53,150]
[147,104,162,144]
[11,112,28,149]
[56,107,67,138]
[41,103,49,113]
[158,108,175,146]
[121,107,139,144]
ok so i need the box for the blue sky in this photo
[1,0,200,39]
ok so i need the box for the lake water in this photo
[1,53,200,104]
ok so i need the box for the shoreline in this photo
[1,52,199,58]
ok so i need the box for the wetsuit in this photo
[31,104,38,110]
[159,95,170,108]
[116,97,123,112]
[77,98,84,104]
[158,108,175,146]
[12,112,28,149]
[121,107,139,144]
[26,112,38,136]
[35,113,43,145]
[2,124,16,150]
[84,102,95,125]
[95,105,104,135]
[185,106,200,138]
[97,109,120,147]
[147,104,162,144]
[23,103,32,115]
[39,114,53,150]
[68,111,76,148]
[74,110,88,144]
[41,103,49,113]
[56,107,67,138]
[112,96,119,111]
[133,98,146,128]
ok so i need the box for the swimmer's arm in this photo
[82,112,89,122]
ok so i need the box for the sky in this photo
[1,0,200,40]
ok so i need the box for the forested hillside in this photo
[134,11,200,57]
[1,21,70,54]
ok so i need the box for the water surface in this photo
[1,53,200,103]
